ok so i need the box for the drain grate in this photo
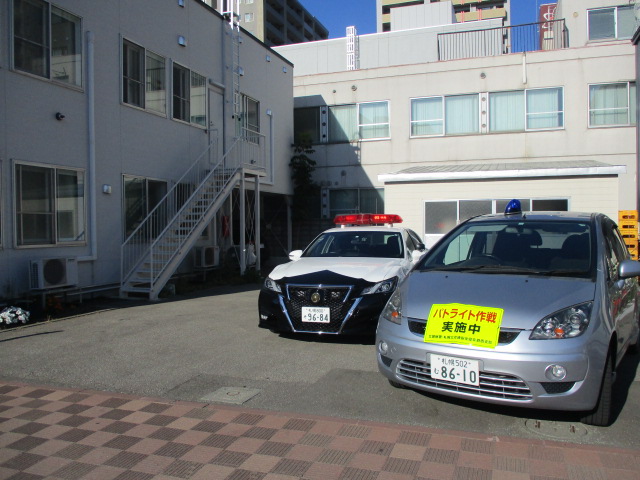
[200,387,261,405]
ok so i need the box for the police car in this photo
[258,214,426,335]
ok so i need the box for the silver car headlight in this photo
[530,302,592,339]
[264,277,282,293]
[362,277,397,295]
[381,289,402,324]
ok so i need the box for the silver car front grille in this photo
[396,359,533,401]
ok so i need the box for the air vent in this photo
[195,246,220,268]
[30,258,78,289]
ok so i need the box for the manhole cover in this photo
[525,419,588,439]
[200,387,261,405]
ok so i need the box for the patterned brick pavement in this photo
[1,382,638,480]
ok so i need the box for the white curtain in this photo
[526,88,563,129]
[411,97,443,136]
[445,94,479,135]
[329,105,358,142]
[489,91,524,132]
[589,83,629,126]
[359,101,389,139]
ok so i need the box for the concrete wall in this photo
[0,0,293,299]
[391,2,456,31]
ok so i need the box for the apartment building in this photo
[275,0,636,248]
[211,0,329,46]
[377,0,510,32]
[0,0,294,301]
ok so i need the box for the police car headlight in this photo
[381,289,402,324]
[530,302,592,339]
[264,277,282,293]
[362,277,397,295]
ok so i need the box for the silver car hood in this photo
[404,271,596,330]
[269,257,402,283]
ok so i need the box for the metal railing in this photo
[438,19,567,62]
[120,131,265,292]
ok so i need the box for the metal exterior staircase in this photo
[120,136,264,300]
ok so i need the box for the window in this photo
[327,188,384,219]
[589,82,636,127]
[424,198,567,236]
[13,0,82,86]
[238,95,259,141]
[445,94,478,135]
[359,101,390,139]
[123,176,167,239]
[411,97,443,136]
[588,6,634,41]
[122,40,167,115]
[172,63,206,127]
[328,102,389,142]
[526,87,563,129]
[244,12,254,22]
[411,95,479,136]
[489,91,525,132]
[294,107,322,143]
[15,163,85,246]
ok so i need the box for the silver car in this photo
[376,204,640,426]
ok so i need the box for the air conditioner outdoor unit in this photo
[30,257,79,290]
[195,246,220,268]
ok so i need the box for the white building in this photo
[0,0,294,301]
[275,0,636,247]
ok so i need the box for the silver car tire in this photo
[580,353,613,427]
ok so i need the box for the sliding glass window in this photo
[589,82,636,127]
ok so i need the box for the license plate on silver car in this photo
[301,306,330,323]
[430,354,480,386]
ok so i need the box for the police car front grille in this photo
[407,319,521,345]
[285,285,355,333]
[396,359,532,401]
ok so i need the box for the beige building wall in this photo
[385,177,620,245]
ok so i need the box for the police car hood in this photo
[404,271,596,330]
[269,257,403,283]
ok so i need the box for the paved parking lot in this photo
[0,285,639,451]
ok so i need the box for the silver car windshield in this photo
[303,231,404,258]
[420,221,593,277]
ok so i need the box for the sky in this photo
[300,0,544,39]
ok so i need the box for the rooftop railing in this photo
[438,19,567,61]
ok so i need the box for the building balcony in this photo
[438,19,567,61]
[381,0,424,6]
[455,7,506,22]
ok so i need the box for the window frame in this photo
[14,161,86,247]
[524,87,564,131]
[122,175,168,240]
[410,96,444,137]
[121,38,167,116]
[171,61,207,128]
[410,94,482,137]
[358,101,391,141]
[12,0,83,88]
[588,5,634,42]
[588,81,636,128]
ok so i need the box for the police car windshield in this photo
[419,220,594,278]
[303,231,404,259]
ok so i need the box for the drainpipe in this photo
[78,30,97,263]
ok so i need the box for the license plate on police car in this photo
[430,354,480,386]
[301,307,330,323]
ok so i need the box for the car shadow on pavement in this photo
[278,331,376,346]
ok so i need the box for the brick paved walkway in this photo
[0,381,638,480]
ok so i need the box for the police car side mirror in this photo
[289,250,303,261]
[417,242,426,252]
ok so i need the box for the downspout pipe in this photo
[79,30,97,262]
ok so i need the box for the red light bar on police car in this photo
[333,214,403,226]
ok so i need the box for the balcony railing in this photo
[438,19,567,61]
